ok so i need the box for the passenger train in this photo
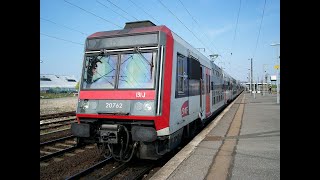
[72,21,244,162]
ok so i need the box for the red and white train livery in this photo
[72,21,244,162]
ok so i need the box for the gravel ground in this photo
[40,146,105,180]
[40,97,78,115]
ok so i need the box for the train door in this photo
[200,66,204,114]
[205,68,210,117]
[223,80,227,104]
[200,66,210,118]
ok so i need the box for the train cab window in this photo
[82,54,118,89]
[119,51,156,89]
[176,53,188,94]
[82,50,157,90]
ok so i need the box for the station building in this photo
[40,74,78,93]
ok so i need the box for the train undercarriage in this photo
[71,119,198,162]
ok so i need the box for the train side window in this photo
[212,91,214,105]
[176,53,188,95]
[206,74,210,92]
[188,56,200,80]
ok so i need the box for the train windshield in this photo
[82,51,156,89]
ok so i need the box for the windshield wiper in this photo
[135,49,153,67]
[86,52,106,83]
[90,52,105,66]
[134,49,154,79]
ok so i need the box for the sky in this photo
[40,0,280,82]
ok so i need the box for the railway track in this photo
[40,117,76,131]
[40,127,71,137]
[65,157,114,180]
[40,111,76,120]
[111,161,156,180]
[40,135,79,162]
[65,158,155,180]
[40,111,77,134]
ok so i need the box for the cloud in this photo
[206,24,233,39]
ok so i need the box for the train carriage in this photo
[72,21,243,162]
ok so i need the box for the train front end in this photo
[71,22,173,162]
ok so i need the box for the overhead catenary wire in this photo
[252,0,267,59]
[177,0,227,62]
[230,0,242,57]
[177,0,249,81]
[105,0,138,21]
[63,0,122,28]
[128,0,161,25]
[40,17,88,36]
[40,33,84,45]
[157,0,215,56]
[96,0,131,21]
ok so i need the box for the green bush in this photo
[75,82,80,91]
[40,92,75,99]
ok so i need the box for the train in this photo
[71,20,244,162]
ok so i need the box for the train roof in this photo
[86,21,240,83]
[87,21,171,39]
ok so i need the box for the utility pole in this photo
[250,58,254,98]
[262,64,267,96]
[271,43,280,104]
[257,76,259,94]
[247,72,250,92]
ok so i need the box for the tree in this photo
[75,82,80,91]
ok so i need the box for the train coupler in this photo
[99,124,119,144]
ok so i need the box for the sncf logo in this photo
[181,100,189,117]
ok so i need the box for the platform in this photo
[150,92,280,180]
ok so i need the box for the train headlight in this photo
[143,102,152,111]
[82,100,89,109]
[78,100,98,114]
[131,101,155,115]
